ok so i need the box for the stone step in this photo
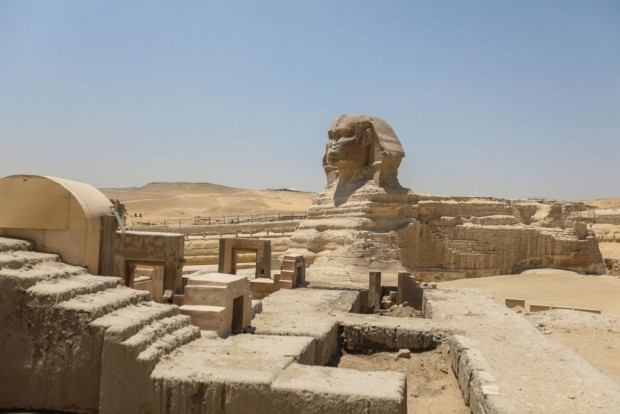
[0,261,88,289]
[137,324,200,363]
[281,260,297,271]
[91,302,181,342]
[58,287,150,321]
[0,237,32,253]
[278,280,294,290]
[0,251,59,270]
[27,274,123,306]
[123,314,194,355]
[179,304,227,332]
[279,269,295,281]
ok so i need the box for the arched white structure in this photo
[0,175,112,273]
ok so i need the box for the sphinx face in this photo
[325,121,369,170]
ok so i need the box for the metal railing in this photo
[129,212,307,228]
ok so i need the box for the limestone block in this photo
[179,304,229,335]
[278,279,294,290]
[279,269,295,282]
[250,279,279,300]
[270,364,407,414]
[184,285,228,307]
[281,260,297,271]
[505,298,526,309]
[529,304,551,312]
[397,272,423,310]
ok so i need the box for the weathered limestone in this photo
[368,271,382,310]
[0,236,408,413]
[177,222,297,265]
[287,115,606,285]
[529,303,552,312]
[423,288,620,414]
[218,237,271,278]
[0,174,113,273]
[180,272,252,336]
[397,271,423,310]
[250,277,280,299]
[279,254,306,289]
[130,265,165,301]
[248,255,305,299]
[504,298,526,309]
[115,230,185,296]
[0,236,196,412]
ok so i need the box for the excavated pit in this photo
[326,320,467,413]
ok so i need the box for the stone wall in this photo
[139,221,299,265]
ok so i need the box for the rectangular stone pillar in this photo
[397,272,424,310]
[368,271,382,310]
[98,214,117,276]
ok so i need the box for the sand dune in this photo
[100,182,315,223]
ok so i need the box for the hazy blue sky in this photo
[1,1,618,200]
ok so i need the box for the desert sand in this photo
[101,182,315,225]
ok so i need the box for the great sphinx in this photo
[323,114,405,195]
[287,114,605,287]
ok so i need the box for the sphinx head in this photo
[323,115,405,188]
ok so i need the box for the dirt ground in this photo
[439,269,620,383]
[334,343,468,414]
[438,269,620,315]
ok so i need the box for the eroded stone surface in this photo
[287,115,606,285]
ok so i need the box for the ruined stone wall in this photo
[185,232,291,265]
[139,221,300,265]
[399,220,605,278]
[594,208,620,225]
[115,231,184,293]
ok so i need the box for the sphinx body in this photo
[287,115,606,287]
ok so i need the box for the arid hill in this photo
[100,182,315,224]
[582,197,620,209]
